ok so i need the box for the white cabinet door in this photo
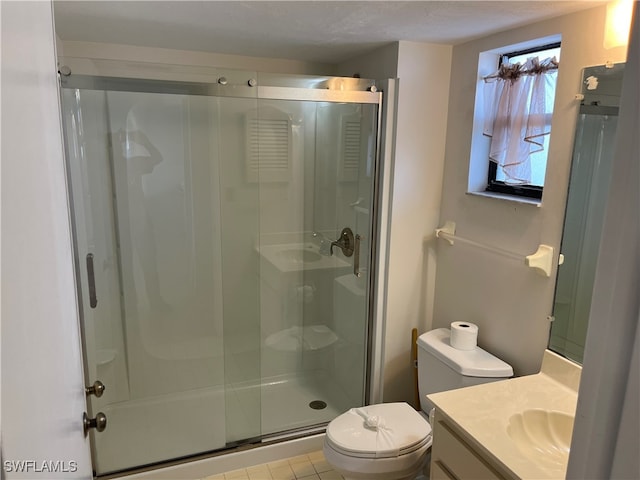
[1,1,92,477]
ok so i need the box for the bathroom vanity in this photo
[428,350,581,480]
[431,410,506,479]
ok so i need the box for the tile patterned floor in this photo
[202,451,344,480]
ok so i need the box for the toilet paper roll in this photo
[450,321,478,350]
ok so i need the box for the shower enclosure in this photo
[60,63,382,475]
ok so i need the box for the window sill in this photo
[466,190,542,207]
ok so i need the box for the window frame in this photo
[485,41,561,201]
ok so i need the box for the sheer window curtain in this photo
[483,57,559,184]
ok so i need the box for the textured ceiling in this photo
[53,1,602,64]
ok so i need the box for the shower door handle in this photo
[86,253,97,308]
[354,234,361,278]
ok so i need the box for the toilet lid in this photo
[326,403,432,459]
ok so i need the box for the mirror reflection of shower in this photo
[549,63,625,364]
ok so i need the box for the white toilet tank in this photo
[417,328,513,415]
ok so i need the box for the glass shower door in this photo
[63,87,247,474]
[252,98,378,437]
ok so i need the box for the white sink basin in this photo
[507,409,574,470]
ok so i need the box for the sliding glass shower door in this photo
[61,71,380,475]
[64,88,232,474]
[244,98,378,441]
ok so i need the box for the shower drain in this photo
[309,400,327,410]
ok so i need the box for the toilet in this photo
[323,327,513,480]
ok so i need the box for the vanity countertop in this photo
[427,350,581,480]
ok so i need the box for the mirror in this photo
[549,63,625,364]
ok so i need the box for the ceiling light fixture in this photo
[604,0,633,49]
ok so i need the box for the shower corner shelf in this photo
[435,220,556,277]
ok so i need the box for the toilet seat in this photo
[325,403,432,459]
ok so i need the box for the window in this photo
[483,43,561,200]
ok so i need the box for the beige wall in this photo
[383,41,452,402]
[60,40,336,76]
[434,5,628,377]
[337,42,399,80]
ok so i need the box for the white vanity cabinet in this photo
[427,352,581,480]
[430,411,507,480]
